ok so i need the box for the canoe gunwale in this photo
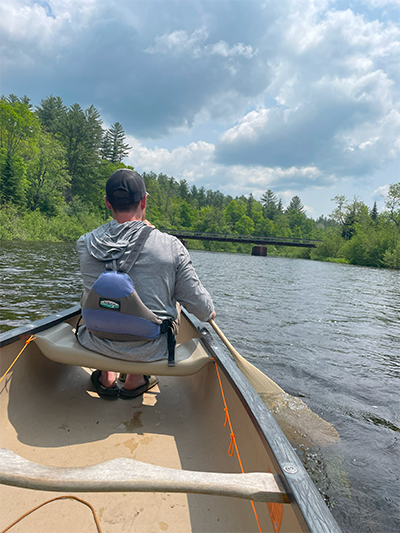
[0,305,341,533]
[0,305,81,349]
[194,316,341,533]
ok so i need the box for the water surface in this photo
[1,242,399,533]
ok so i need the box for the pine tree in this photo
[1,152,24,205]
[370,201,379,222]
[61,103,103,201]
[36,95,67,136]
[286,196,305,214]
[260,189,277,220]
[102,122,131,163]
[178,179,189,201]
[20,95,32,108]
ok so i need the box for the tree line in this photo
[1,94,399,269]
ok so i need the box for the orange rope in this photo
[212,358,263,533]
[0,495,102,533]
[0,335,36,385]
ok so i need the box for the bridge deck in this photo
[163,230,320,248]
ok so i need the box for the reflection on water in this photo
[1,242,399,533]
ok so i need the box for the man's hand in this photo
[143,219,155,228]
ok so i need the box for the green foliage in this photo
[25,131,70,214]
[310,229,344,260]
[0,99,40,158]
[234,214,255,235]
[0,204,28,240]
[224,200,246,226]
[384,182,400,231]
[382,242,400,269]
[36,95,67,136]
[339,224,399,268]
[179,201,198,228]
[1,93,399,269]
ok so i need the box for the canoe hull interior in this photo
[0,310,335,533]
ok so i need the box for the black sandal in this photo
[120,375,158,399]
[91,370,119,399]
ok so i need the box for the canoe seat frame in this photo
[34,322,212,376]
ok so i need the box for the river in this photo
[0,241,399,533]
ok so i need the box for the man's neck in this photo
[113,212,142,224]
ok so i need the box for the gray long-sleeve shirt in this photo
[76,219,214,361]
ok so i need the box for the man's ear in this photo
[104,195,113,210]
[140,196,147,209]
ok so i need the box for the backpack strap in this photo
[74,314,83,340]
[160,320,176,367]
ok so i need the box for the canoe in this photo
[0,306,341,533]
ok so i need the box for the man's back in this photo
[77,219,213,362]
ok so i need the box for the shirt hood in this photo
[83,219,146,271]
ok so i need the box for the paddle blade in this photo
[260,392,340,447]
[233,354,340,446]
[209,320,340,446]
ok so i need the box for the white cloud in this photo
[202,40,257,59]
[145,28,256,61]
[0,0,96,41]
[126,135,333,198]
[126,136,217,184]
[215,1,400,178]
[373,184,390,197]
[145,28,209,55]
[220,109,269,143]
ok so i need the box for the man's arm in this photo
[173,239,215,322]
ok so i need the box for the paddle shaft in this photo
[209,319,243,361]
[208,319,284,393]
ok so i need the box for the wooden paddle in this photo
[209,319,340,446]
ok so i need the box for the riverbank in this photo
[0,203,103,243]
[1,205,399,269]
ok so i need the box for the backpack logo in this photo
[99,298,120,310]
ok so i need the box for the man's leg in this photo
[97,371,145,392]
[123,374,146,390]
[91,370,119,398]
[99,371,118,388]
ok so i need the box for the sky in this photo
[1,0,399,218]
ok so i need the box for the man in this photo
[76,168,215,399]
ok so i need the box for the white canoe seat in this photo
[34,322,212,376]
[0,447,289,503]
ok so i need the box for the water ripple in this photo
[1,244,399,533]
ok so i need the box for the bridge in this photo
[163,230,321,248]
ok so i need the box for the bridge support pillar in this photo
[251,246,267,256]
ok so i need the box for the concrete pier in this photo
[251,246,267,256]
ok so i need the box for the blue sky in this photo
[1,0,399,218]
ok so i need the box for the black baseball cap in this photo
[106,169,146,204]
